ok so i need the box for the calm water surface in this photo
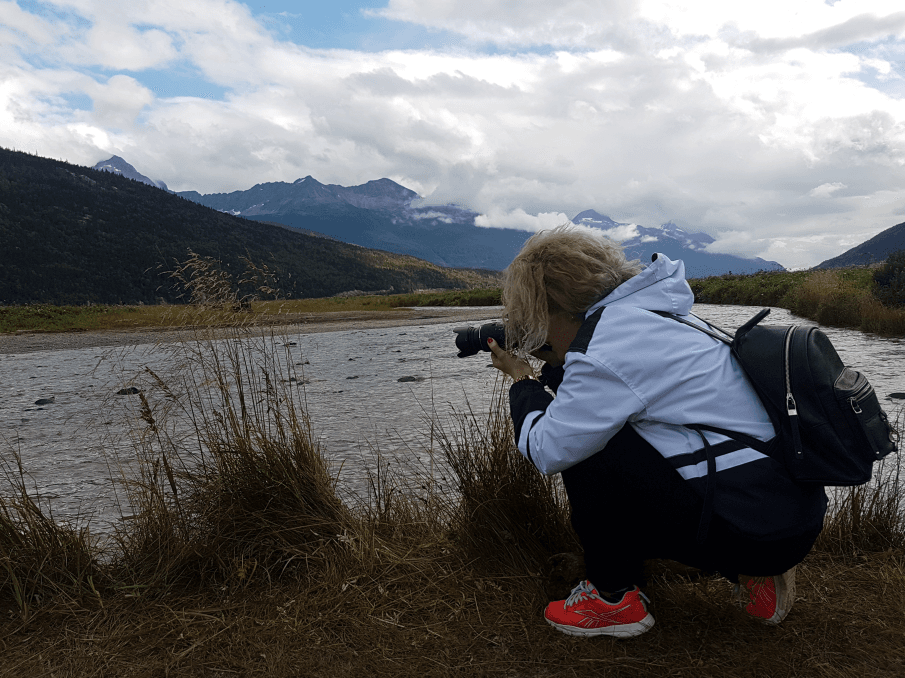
[1,304,902,533]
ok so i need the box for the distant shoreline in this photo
[0,307,502,355]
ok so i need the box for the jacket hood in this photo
[585,253,694,317]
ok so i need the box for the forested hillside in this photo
[0,149,498,305]
[817,220,905,268]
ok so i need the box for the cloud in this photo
[370,0,639,48]
[475,208,571,231]
[375,0,905,48]
[808,182,848,197]
[741,11,905,53]
[86,75,154,128]
[3,0,905,268]
[598,223,641,242]
[0,0,57,47]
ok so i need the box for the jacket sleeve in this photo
[511,352,646,475]
[538,364,565,393]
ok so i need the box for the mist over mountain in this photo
[572,211,785,276]
[179,178,785,276]
[817,220,905,268]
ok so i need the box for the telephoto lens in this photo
[452,322,506,358]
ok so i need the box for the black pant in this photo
[560,425,822,592]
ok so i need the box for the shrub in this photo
[873,249,905,307]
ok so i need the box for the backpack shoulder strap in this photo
[686,423,772,455]
[649,310,732,345]
[649,309,777,457]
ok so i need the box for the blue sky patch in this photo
[243,0,465,51]
[134,68,230,101]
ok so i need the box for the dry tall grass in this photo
[0,456,104,620]
[1,260,904,676]
[1,343,903,675]
[788,269,905,335]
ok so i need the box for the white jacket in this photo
[516,254,775,476]
[509,254,829,539]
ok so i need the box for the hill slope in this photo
[0,149,498,305]
[817,221,905,268]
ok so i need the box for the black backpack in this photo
[659,308,899,486]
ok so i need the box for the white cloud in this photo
[0,0,57,46]
[371,0,639,48]
[376,0,905,48]
[598,223,640,242]
[808,182,848,197]
[475,208,570,231]
[3,0,905,268]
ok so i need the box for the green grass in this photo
[384,288,502,308]
[688,270,814,306]
[0,304,161,334]
[0,288,503,334]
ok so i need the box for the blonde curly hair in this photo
[502,224,643,355]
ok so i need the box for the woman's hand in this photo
[487,337,535,381]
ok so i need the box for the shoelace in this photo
[564,580,602,608]
[563,581,648,609]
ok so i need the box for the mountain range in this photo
[178,177,530,271]
[570,211,783,275]
[0,148,499,305]
[177,174,785,276]
[11,149,902,308]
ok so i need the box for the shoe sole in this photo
[545,613,655,638]
[764,567,796,625]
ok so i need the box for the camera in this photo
[453,322,506,358]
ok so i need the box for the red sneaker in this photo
[544,580,655,638]
[735,566,796,625]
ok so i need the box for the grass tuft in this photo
[438,386,577,577]
[0,455,105,619]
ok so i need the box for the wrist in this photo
[512,373,537,383]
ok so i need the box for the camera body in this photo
[453,322,506,358]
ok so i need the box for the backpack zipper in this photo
[784,326,796,415]
[784,326,803,457]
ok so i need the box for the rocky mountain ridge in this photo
[92,155,169,191]
[177,177,785,275]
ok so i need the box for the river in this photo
[1,304,902,534]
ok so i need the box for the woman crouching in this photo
[487,225,826,638]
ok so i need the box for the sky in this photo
[3,1,905,268]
